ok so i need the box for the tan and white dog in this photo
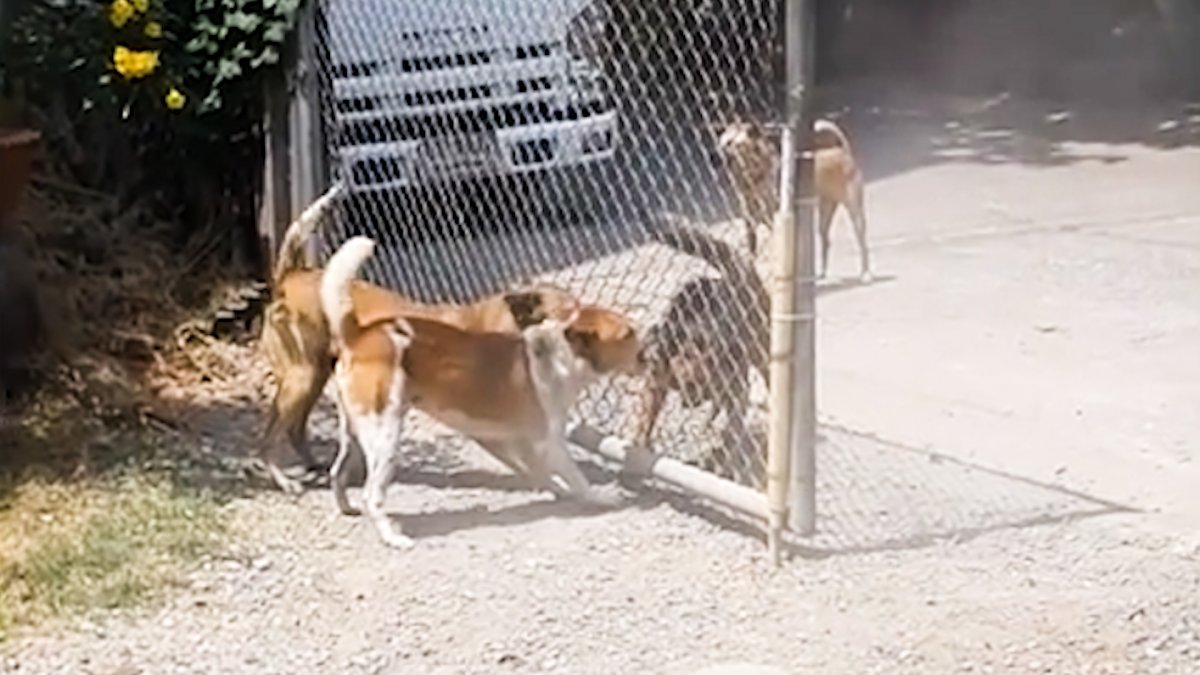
[319,236,643,548]
[259,184,581,494]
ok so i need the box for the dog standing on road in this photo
[717,118,872,281]
[258,186,580,493]
[320,236,643,548]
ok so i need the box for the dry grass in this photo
[0,457,226,641]
[0,174,249,641]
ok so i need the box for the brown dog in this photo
[259,185,579,493]
[717,118,871,281]
[320,237,643,548]
[636,217,769,485]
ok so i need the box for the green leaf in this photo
[201,89,222,112]
[196,16,220,34]
[263,22,287,42]
[230,41,253,61]
[224,11,261,32]
[215,58,243,82]
[274,0,299,17]
[250,46,279,68]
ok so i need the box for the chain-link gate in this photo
[272,0,816,552]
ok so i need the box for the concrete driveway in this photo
[816,98,1200,525]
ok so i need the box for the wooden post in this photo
[288,0,327,265]
[287,0,325,227]
[258,0,327,278]
[258,66,292,276]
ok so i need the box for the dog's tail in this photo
[648,214,770,316]
[813,118,852,153]
[272,181,346,287]
[320,236,375,347]
[648,213,772,380]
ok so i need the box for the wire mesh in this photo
[803,425,1121,554]
[303,0,784,490]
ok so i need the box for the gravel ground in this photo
[6,446,1200,675]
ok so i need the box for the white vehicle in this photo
[324,0,618,192]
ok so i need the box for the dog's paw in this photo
[275,474,306,495]
[859,271,874,284]
[300,469,331,489]
[579,489,627,510]
[382,532,416,550]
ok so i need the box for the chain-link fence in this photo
[281,0,800,515]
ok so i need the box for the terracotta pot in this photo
[0,128,41,230]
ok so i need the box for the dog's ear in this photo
[503,290,548,328]
[564,325,597,353]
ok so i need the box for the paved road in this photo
[816,105,1200,525]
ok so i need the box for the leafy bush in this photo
[2,0,305,260]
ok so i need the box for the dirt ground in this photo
[5,92,1200,673]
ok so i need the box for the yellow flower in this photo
[144,21,162,38]
[165,88,186,110]
[113,46,160,80]
[131,0,149,12]
[108,0,134,27]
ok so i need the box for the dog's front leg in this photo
[538,433,623,509]
[817,197,836,280]
[634,377,668,450]
[477,439,542,489]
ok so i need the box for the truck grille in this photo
[330,42,555,79]
[337,98,610,145]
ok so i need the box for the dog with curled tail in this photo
[320,236,644,548]
[717,117,872,281]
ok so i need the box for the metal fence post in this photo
[786,0,818,537]
[766,0,808,565]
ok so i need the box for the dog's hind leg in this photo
[847,186,871,282]
[724,380,762,487]
[287,360,333,472]
[743,218,758,256]
[330,397,361,516]
[357,412,412,549]
[260,363,330,493]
